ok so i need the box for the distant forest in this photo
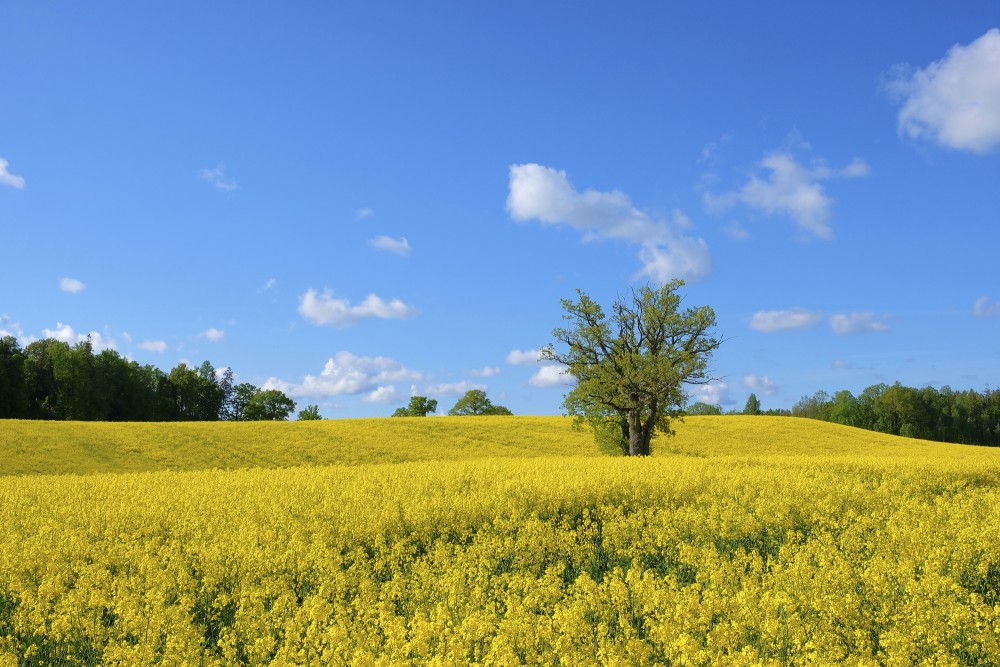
[693,383,1000,448]
[0,336,298,422]
[786,384,1000,447]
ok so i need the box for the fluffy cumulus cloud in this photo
[528,364,575,388]
[364,385,401,404]
[507,164,712,282]
[59,277,86,294]
[298,289,417,327]
[369,236,412,256]
[888,29,1000,153]
[750,308,823,332]
[42,322,116,351]
[0,158,25,189]
[199,165,238,192]
[973,296,1000,318]
[705,152,868,240]
[830,312,890,335]
[689,380,730,406]
[469,366,501,378]
[506,348,544,365]
[743,374,779,396]
[263,351,423,399]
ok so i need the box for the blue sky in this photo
[2,3,999,417]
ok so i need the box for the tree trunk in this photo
[627,412,652,456]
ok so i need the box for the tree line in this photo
[0,336,303,422]
[787,383,1000,447]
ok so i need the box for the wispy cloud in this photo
[750,308,823,332]
[886,28,1000,153]
[0,158,25,189]
[507,164,712,283]
[199,165,238,192]
[59,277,86,294]
[705,150,868,240]
[263,351,422,398]
[469,366,501,378]
[423,381,487,396]
[199,327,225,342]
[830,312,889,335]
[973,296,1000,318]
[138,340,168,353]
[356,207,374,219]
[369,235,412,256]
[506,349,543,365]
[298,289,417,327]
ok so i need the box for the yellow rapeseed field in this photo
[1,416,999,665]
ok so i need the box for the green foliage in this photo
[687,401,722,416]
[392,396,438,417]
[743,393,762,416]
[793,382,1000,447]
[244,389,295,421]
[545,280,720,456]
[297,404,322,420]
[447,389,512,416]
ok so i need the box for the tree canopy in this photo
[391,396,438,417]
[544,280,721,456]
[0,335,294,422]
[447,390,512,416]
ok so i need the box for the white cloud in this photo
[369,235,412,256]
[528,364,575,388]
[423,381,487,396]
[59,277,86,294]
[199,165,238,192]
[689,380,730,406]
[507,164,712,282]
[705,151,868,240]
[888,29,1000,153]
[721,221,750,240]
[199,328,225,342]
[973,296,1000,318]
[364,386,401,403]
[0,315,27,342]
[469,366,501,377]
[0,158,25,190]
[750,308,823,332]
[743,374,778,396]
[830,312,889,335]
[298,289,417,327]
[42,322,116,351]
[356,207,374,219]
[506,348,543,365]
[138,340,168,353]
[262,278,277,291]
[264,352,422,399]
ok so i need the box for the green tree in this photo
[0,336,28,418]
[297,404,322,420]
[687,401,722,416]
[543,280,720,456]
[447,389,512,416]
[743,393,762,415]
[244,389,296,421]
[392,395,438,417]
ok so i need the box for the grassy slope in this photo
[2,415,997,477]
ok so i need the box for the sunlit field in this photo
[2,416,999,665]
